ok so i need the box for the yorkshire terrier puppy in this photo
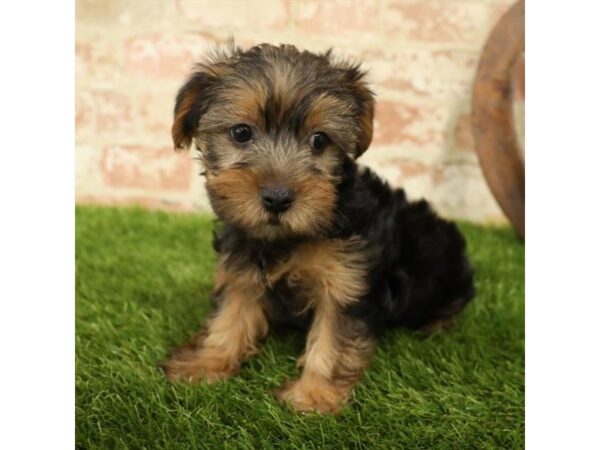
[161,44,474,414]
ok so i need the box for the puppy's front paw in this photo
[274,376,349,414]
[160,347,237,384]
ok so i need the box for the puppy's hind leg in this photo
[393,200,475,332]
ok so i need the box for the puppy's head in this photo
[172,44,374,240]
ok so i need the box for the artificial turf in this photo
[75,205,524,449]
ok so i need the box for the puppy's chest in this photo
[249,237,370,326]
[257,249,316,328]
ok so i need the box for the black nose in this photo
[260,186,295,213]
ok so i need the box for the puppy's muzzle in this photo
[260,185,296,214]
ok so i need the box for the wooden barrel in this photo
[472,0,525,238]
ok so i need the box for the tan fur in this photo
[207,167,337,241]
[206,168,267,231]
[267,238,375,413]
[304,94,355,137]
[352,83,375,157]
[356,104,374,156]
[270,66,300,125]
[275,373,352,414]
[172,90,199,150]
[161,259,267,383]
[282,176,336,238]
[332,318,376,384]
[198,81,268,133]
[275,305,375,413]
[265,238,370,306]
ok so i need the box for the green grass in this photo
[76,205,524,449]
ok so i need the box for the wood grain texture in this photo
[472,0,525,238]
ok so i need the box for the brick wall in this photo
[76,0,516,223]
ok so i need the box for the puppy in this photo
[161,44,475,414]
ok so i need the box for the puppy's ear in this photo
[352,79,375,158]
[172,69,216,151]
[332,57,375,158]
[172,48,235,150]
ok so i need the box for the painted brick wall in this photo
[76,0,516,223]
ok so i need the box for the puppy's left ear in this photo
[336,62,375,158]
[351,76,375,158]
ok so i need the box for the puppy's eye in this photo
[309,132,331,154]
[230,124,253,144]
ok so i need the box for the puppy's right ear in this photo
[172,44,239,150]
[172,69,216,151]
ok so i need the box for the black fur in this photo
[334,159,474,331]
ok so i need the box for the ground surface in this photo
[76,206,524,449]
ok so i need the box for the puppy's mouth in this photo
[267,215,281,226]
